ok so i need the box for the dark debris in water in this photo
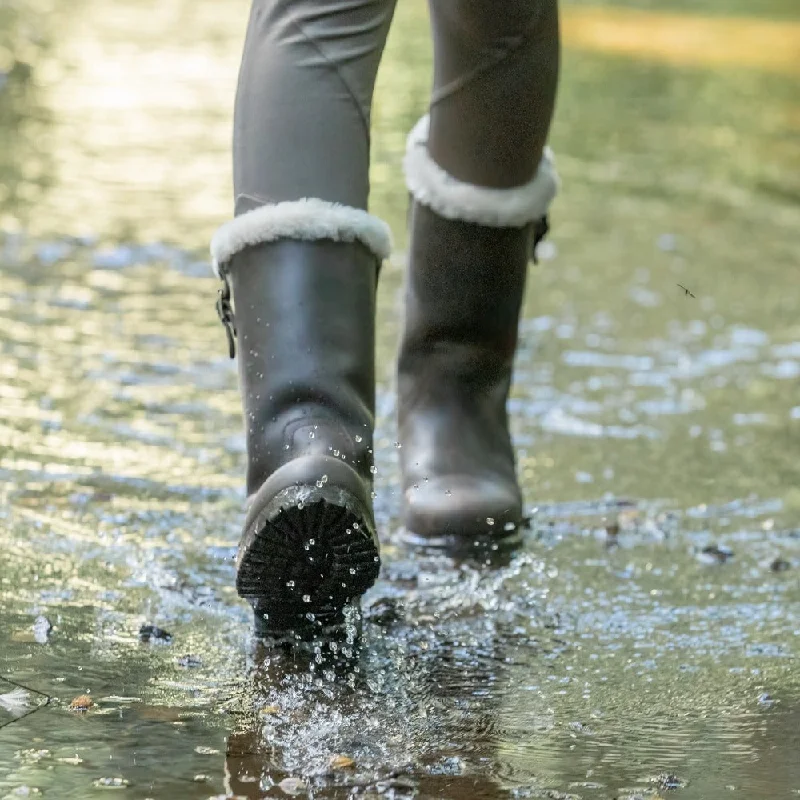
[770,557,791,572]
[363,597,404,627]
[698,544,734,564]
[138,624,173,644]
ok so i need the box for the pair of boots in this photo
[211,119,558,635]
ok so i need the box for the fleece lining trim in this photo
[404,115,559,227]
[210,199,393,276]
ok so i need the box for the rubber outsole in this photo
[236,480,380,637]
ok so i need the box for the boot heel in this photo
[235,457,379,636]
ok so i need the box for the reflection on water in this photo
[1,0,799,797]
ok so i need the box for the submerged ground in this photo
[1,0,799,797]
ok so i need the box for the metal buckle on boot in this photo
[531,215,550,265]
[215,265,237,359]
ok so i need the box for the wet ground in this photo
[1,0,799,797]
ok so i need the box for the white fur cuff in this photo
[404,115,559,228]
[210,199,393,277]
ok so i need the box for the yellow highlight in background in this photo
[561,7,800,75]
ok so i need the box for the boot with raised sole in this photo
[211,199,392,636]
[398,116,558,548]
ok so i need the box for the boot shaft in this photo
[230,238,378,496]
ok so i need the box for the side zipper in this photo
[215,263,237,359]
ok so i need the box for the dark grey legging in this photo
[232,0,560,214]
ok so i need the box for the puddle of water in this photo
[1,0,799,798]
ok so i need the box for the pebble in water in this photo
[652,773,687,790]
[278,777,307,795]
[176,654,202,669]
[32,616,52,644]
[91,777,129,789]
[758,692,775,707]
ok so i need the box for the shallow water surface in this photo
[1,0,799,798]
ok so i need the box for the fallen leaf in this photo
[68,695,94,712]
[329,754,355,770]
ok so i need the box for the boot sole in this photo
[236,456,380,636]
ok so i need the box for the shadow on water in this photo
[1,0,800,797]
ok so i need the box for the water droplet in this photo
[393,441,402,449]
[355,435,363,443]
[373,556,379,562]
[309,538,315,545]
[444,489,452,496]
[321,475,328,484]
[309,431,315,439]
[370,490,377,499]
[486,517,495,526]
[349,568,356,575]
[284,444,290,450]
[316,479,324,488]
[370,466,377,474]
[504,521,516,531]
[333,449,340,457]
[352,522,359,530]
[345,528,352,535]
[286,580,295,588]
[302,594,311,603]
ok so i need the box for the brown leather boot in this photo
[211,199,392,636]
[398,117,557,546]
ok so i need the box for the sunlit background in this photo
[1,0,799,797]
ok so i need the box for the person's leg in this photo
[211,0,396,636]
[398,0,560,543]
